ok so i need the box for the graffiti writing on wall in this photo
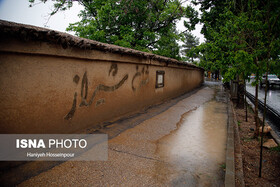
[64,63,151,120]
[64,63,128,120]
[131,65,149,92]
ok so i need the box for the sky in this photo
[0,0,205,44]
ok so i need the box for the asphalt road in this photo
[246,81,280,137]
[246,81,280,113]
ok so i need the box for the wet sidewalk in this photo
[19,82,229,186]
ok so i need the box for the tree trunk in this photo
[254,79,259,137]
[259,65,269,177]
[244,79,248,122]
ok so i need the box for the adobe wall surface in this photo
[0,20,204,134]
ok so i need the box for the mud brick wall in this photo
[0,20,204,134]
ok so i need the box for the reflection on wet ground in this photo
[19,82,228,187]
[246,82,280,112]
[155,83,227,186]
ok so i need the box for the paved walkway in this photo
[19,82,228,187]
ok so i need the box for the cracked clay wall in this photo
[0,20,204,134]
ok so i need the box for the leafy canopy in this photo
[191,0,280,82]
[181,31,199,63]
[29,0,198,60]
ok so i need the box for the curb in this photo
[225,94,235,187]
[231,101,245,187]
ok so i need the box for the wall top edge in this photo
[0,19,204,71]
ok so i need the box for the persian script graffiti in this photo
[131,65,149,92]
[64,64,128,120]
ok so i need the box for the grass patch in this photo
[220,163,226,169]
[269,146,280,152]
[237,121,241,127]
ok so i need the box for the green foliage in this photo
[269,146,280,152]
[220,163,226,169]
[190,0,280,83]
[181,32,199,63]
[270,60,280,77]
[29,0,195,60]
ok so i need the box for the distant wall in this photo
[0,20,204,134]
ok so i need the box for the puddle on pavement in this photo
[154,98,227,186]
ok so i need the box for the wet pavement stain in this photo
[155,97,227,186]
[17,83,228,187]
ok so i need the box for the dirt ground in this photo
[234,105,280,187]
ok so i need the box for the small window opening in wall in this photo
[156,71,165,88]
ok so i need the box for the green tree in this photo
[181,31,199,63]
[29,0,197,60]
[192,2,280,179]
[191,0,280,177]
